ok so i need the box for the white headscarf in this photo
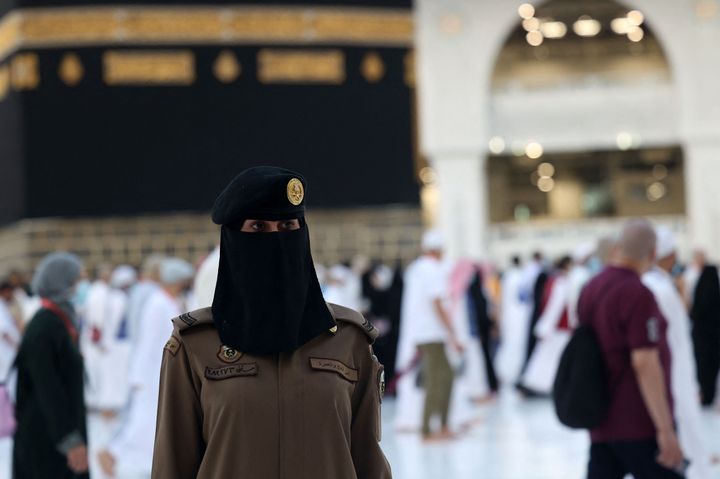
[160,258,195,286]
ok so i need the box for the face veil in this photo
[211,223,335,355]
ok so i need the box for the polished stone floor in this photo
[2,388,719,479]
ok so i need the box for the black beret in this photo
[212,166,307,225]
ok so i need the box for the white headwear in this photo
[655,226,677,260]
[110,265,138,289]
[160,258,195,286]
[421,229,444,252]
[572,242,596,264]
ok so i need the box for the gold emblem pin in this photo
[329,325,338,334]
[287,178,304,206]
[217,345,242,364]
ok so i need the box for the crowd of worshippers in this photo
[2,223,720,474]
[393,224,719,476]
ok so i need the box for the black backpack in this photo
[552,324,609,429]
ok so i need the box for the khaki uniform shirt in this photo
[151,303,392,479]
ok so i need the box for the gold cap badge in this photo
[218,345,242,363]
[287,178,304,206]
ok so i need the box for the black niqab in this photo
[211,224,335,355]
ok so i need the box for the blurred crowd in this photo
[1,224,719,478]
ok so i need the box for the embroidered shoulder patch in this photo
[164,336,181,356]
[310,357,358,382]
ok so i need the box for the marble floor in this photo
[1,388,719,479]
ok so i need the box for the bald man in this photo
[578,219,685,479]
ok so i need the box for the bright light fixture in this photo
[611,17,632,34]
[540,21,568,39]
[628,26,645,42]
[647,182,667,201]
[573,15,602,37]
[489,136,506,155]
[518,3,536,20]
[526,142,544,159]
[627,10,645,26]
[522,17,541,32]
[538,162,555,178]
[538,177,555,193]
[616,132,633,150]
[526,30,544,46]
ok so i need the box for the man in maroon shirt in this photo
[578,219,685,478]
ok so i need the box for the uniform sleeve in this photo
[350,344,392,479]
[626,286,663,350]
[151,334,205,479]
[22,324,84,452]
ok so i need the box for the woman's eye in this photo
[280,222,294,230]
[252,222,265,231]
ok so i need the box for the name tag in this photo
[204,363,258,380]
[310,358,358,382]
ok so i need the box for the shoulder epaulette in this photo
[327,303,378,343]
[172,307,214,332]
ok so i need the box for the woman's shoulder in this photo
[327,303,378,344]
[25,308,63,331]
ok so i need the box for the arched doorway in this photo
[486,0,685,260]
[415,0,720,261]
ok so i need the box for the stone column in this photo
[430,152,488,259]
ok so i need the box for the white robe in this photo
[192,247,220,310]
[495,266,530,384]
[521,275,571,394]
[107,289,179,476]
[643,268,714,479]
[125,281,160,346]
[82,283,131,411]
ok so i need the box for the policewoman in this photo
[151,166,392,479]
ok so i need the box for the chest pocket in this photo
[309,357,358,383]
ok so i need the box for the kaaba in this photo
[0,0,423,272]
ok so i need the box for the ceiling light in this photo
[573,15,602,37]
[647,182,667,201]
[616,132,633,150]
[518,3,536,20]
[538,162,555,178]
[627,26,645,42]
[522,17,541,32]
[526,142,544,159]
[489,136,506,155]
[540,21,567,39]
[611,17,632,34]
[627,10,645,26]
[526,30,544,46]
[538,177,555,193]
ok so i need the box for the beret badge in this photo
[287,178,304,206]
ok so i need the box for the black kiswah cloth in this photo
[210,166,335,355]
